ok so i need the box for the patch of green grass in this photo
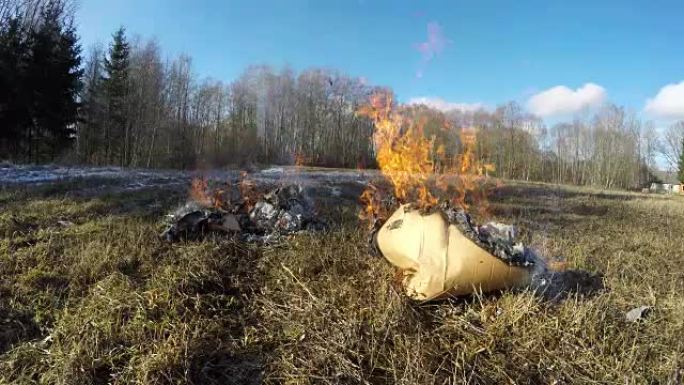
[0,180,683,384]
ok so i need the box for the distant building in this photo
[649,171,683,194]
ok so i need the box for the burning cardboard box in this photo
[375,204,537,301]
[356,91,603,301]
[356,91,540,300]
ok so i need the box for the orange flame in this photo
[189,177,228,208]
[358,92,439,208]
[358,90,495,223]
[294,152,308,167]
[189,172,262,210]
[190,177,212,206]
[450,127,496,216]
[238,171,259,211]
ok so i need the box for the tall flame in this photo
[358,90,495,223]
[451,127,496,215]
[358,91,439,208]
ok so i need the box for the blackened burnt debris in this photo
[422,202,538,268]
[162,184,327,243]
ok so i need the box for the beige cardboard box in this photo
[376,205,533,301]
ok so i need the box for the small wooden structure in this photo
[649,171,683,194]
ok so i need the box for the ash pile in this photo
[162,184,327,243]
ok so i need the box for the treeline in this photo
[77,29,376,169]
[444,103,660,188]
[1,2,680,189]
[0,0,81,162]
[378,101,659,190]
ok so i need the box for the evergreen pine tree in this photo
[78,45,106,164]
[102,27,130,165]
[0,2,81,162]
[0,15,30,159]
[17,1,82,161]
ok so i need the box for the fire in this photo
[188,171,260,210]
[189,177,212,206]
[238,171,259,211]
[189,177,227,208]
[358,92,439,208]
[449,127,496,214]
[294,152,309,167]
[358,90,495,223]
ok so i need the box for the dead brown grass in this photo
[0,179,682,384]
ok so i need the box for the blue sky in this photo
[76,0,684,122]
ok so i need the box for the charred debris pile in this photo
[162,183,327,243]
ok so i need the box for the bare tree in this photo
[661,121,684,171]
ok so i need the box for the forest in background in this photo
[2,0,684,189]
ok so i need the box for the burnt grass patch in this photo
[0,178,683,384]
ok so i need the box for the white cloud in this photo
[526,83,607,117]
[408,97,483,113]
[645,81,684,120]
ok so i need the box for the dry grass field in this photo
[1,176,683,384]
